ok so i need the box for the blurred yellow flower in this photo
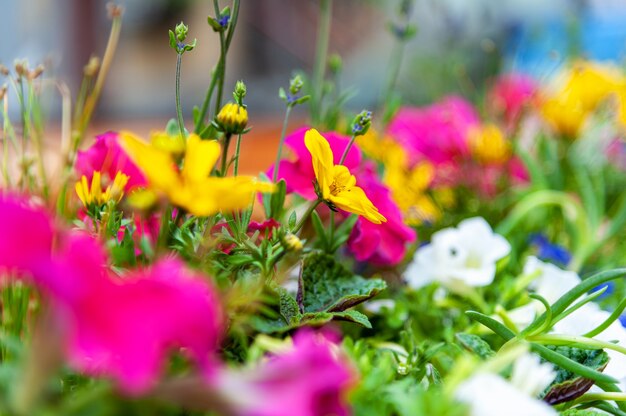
[384,161,441,226]
[304,129,386,224]
[75,171,129,208]
[541,61,625,137]
[469,124,511,165]
[356,129,406,165]
[150,131,186,156]
[119,132,274,217]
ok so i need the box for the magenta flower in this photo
[488,73,537,127]
[348,166,416,266]
[76,131,147,190]
[214,329,355,416]
[267,126,362,200]
[387,96,479,183]
[45,237,224,394]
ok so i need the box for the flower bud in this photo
[0,64,9,77]
[14,59,27,78]
[0,84,7,100]
[216,102,248,135]
[328,54,342,75]
[351,110,372,136]
[289,75,304,95]
[175,22,189,42]
[283,233,303,252]
[29,64,44,80]
[234,80,247,104]
[84,56,101,77]
[107,3,124,19]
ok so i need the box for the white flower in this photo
[456,372,557,416]
[510,353,556,397]
[404,217,510,293]
[525,256,581,304]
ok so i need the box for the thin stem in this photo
[233,133,242,176]
[220,133,232,176]
[294,199,322,233]
[195,68,218,133]
[157,206,173,255]
[339,134,356,165]
[310,0,332,125]
[381,40,405,124]
[175,53,185,138]
[213,32,227,119]
[272,105,292,182]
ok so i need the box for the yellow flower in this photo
[150,131,186,156]
[216,102,248,134]
[469,124,511,165]
[119,131,274,217]
[541,61,626,137]
[356,129,406,165]
[75,171,129,208]
[384,161,441,226]
[304,129,386,224]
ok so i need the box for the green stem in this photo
[381,39,405,123]
[233,133,242,176]
[272,105,292,182]
[157,206,172,254]
[339,134,356,165]
[310,0,332,125]
[175,53,185,138]
[195,68,218,133]
[294,199,322,233]
[220,133,233,176]
[529,333,626,357]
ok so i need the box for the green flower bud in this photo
[351,110,372,136]
[175,22,189,42]
[328,54,342,74]
[234,80,247,104]
[289,75,304,95]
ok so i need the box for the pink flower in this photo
[214,329,355,416]
[76,131,147,190]
[348,167,416,266]
[488,73,537,127]
[45,237,224,394]
[0,193,54,275]
[387,96,479,183]
[267,127,361,200]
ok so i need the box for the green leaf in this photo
[277,287,301,324]
[455,333,495,359]
[543,346,609,405]
[168,30,177,49]
[561,409,610,416]
[332,310,372,328]
[299,252,386,313]
[207,16,222,32]
[288,211,297,230]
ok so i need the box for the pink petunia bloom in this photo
[43,236,224,394]
[488,73,537,128]
[213,329,355,416]
[387,96,480,184]
[348,166,416,266]
[76,131,147,190]
[267,126,362,200]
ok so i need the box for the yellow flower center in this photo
[328,165,356,197]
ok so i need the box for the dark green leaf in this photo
[455,333,495,359]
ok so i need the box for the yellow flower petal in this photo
[182,134,220,183]
[304,129,334,199]
[331,186,386,224]
[119,131,181,192]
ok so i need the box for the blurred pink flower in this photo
[387,96,479,185]
[76,131,147,190]
[0,193,54,275]
[45,237,224,394]
[214,329,355,416]
[348,166,416,266]
[267,127,361,200]
[489,73,538,127]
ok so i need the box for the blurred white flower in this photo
[510,353,556,396]
[456,372,557,416]
[404,217,510,293]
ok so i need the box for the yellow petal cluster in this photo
[216,102,248,134]
[469,124,511,165]
[75,171,129,208]
[119,131,274,217]
[304,129,386,224]
[541,61,626,137]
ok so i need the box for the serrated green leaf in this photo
[288,211,297,230]
[455,333,495,359]
[332,310,372,328]
[278,287,301,324]
[299,252,386,313]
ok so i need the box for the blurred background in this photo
[1,0,626,126]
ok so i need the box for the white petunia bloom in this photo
[510,353,557,397]
[456,372,557,416]
[508,257,626,386]
[404,217,511,294]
